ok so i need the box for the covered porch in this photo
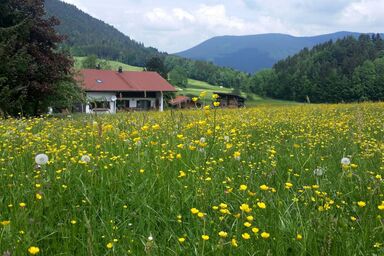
[84,91,164,114]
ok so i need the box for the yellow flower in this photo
[203,105,210,110]
[192,97,198,102]
[106,242,113,249]
[213,101,220,107]
[35,193,42,200]
[201,234,209,241]
[378,203,384,211]
[28,246,40,255]
[219,203,228,209]
[260,184,269,191]
[212,93,219,99]
[285,182,293,189]
[243,221,252,227]
[239,184,247,191]
[233,151,241,160]
[350,216,357,221]
[257,202,266,209]
[261,232,270,239]
[178,237,185,243]
[231,238,238,247]
[246,215,254,221]
[296,234,303,240]
[1,220,10,226]
[357,201,366,207]
[218,231,228,238]
[251,227,259,233]
[240,203,252,213]
[197,212,205,218]
[199,91,207,97]
[139,169,145,173]
[242,233,251,240]
[178,170,186,178]
[19,202,26,208]
[190,208,199,214]
[70,220,77,224]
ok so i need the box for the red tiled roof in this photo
[169,96,190,105]
[77,69,177,92]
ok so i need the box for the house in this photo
[214,92,246,108]
[168,95,194,109]
[77,68,176,113]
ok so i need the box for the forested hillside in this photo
[176,32,363,73]
[249,34,384,102]
[44,0,162,66]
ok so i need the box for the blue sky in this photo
[61,0,384,53]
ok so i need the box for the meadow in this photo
[0,102,383,255]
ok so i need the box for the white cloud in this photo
[172,8,195,22]
[339,0,384,28]
[196,4,245,31]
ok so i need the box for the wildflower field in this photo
[1,103,384,255]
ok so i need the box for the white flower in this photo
[81,155,91,163]
[148,235,153,241]
[313,167,326,176]
[341,157,351,165]
[200,137,206,143]
[35,154,49,165]
[224,135,230,142]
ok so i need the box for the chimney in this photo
[96,63,101,70]
[118,66,123,73]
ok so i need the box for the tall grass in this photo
[0,103,383,255]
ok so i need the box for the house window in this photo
[137,100,151,109]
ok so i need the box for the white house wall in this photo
[87,92,116,101]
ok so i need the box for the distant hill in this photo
[175,32,382,73]
[44,0,162,66]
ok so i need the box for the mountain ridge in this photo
[175,31,383,73]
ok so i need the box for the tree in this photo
[0,0,83,116]
[145,56,167,79]
[82,54,98,69]
[168,67,188,87]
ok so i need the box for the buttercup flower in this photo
[28,246,40,255]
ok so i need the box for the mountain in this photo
[175,32,370,73]
[44,0,162,66]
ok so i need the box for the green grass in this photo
[1,103,383,255]
[178,79,297,106]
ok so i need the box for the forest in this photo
[249,35,384,102]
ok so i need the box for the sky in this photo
[61,0,384,53]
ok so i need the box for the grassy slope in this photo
[74,56,143,71]
[74,56,297,106]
